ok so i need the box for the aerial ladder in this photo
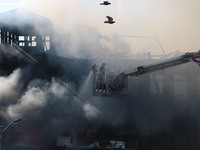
[92,51,200,96]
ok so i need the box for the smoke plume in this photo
[0,69,21,100]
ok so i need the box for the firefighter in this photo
[97,63,106,89]
[92,64,97,71]
[99,63,106,74]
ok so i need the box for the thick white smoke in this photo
[7,85,48,119]
[0,68,22,100]
[83,103,101,119]
[5,71,101,120]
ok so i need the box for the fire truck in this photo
[92,51,200,96]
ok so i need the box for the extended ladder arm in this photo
[117,51,200,82]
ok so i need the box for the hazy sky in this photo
[1,0,200,54]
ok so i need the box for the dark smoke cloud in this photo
[0,44,25,61]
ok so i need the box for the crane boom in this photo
[120,51,200,79]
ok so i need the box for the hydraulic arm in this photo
[116,51,200,85]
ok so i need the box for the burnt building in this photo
[0,8,54,54]
[0,8,91,81]
[1,8,200,150]
[0,8,56,77]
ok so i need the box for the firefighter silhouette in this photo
[97,63,106,89]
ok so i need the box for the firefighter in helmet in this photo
[99,63,106,74]
[97,63,106,89]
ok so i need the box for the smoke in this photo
[0,44,25,61]
[7,82,48,119]
[20,0,95,28]
[0,43,101,135]
[83,103,101,119]
[1,42,199,145]
[0,69,21,100]
[117,0,123,20]
[15,0,133,58]
[6,74,101,120]
[1,2,200,148]
[0,69,22,120]
[4,0,200,54]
